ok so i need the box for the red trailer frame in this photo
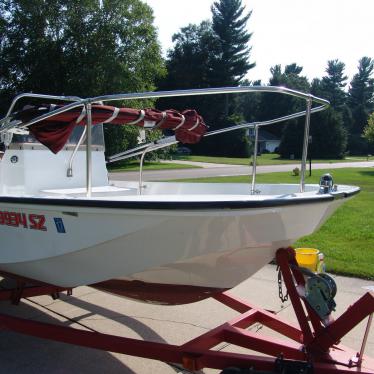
[0,247,373,373]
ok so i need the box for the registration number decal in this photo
[54,217,66,233]
[0,211,47,231]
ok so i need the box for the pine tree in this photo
[348,57,374,134]
[274,63,348,159]
[161,0,255,91]
[307,60,349,157]
[259,64,310,140]
[346,57,374,154]
[317,61,352,134]
[320,59,348,109]
[211,0,255,86]
[160,0,255,156]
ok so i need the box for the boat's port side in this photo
[0,146,108,195]
[0,195,342,292]
[0,123,109,196]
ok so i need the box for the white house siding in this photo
[264,140,280,153]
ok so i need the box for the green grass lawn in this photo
[108,160,199,172]
[107,154,373,171]
[177,154,374,166]
[176,168,374,279]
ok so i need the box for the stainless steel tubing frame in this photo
[67,127,87,177]
[300,98,313,193]
[85,103,93,197]
[251,124,259,194]
[0,87,330,196]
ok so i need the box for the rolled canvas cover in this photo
[15,104,207,153]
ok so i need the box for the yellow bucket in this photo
[295,248,319,272]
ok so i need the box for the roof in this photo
[249,128,280,142]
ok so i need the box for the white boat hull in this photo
[0,88,358,304]
[0,182,352,304]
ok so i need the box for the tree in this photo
[258,64,310,142]
[161,21,219,91]
[238,78,262,123]
[158,21,220,118]
[278,108,347,159]
[347,57,374,135]
[312,73,352,136]
[159,0,255,156]
[346,57,374,154]
[268,64,310,111]
[162,0,255,92]
[319,60,348,109]
[206,0,256,157]
[363,112,374,144]
[273,63,348,159]
[211,0,255,86]
[0,0,165,155]
[309,109,347,159]
[269,63,308,89]
[302,60,349,159]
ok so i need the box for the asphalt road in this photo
[109,160,374,182]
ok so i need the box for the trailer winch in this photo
[305,272,337,320]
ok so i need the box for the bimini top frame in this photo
[0,86,329,196]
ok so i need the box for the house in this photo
[247,128,281,153]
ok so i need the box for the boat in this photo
[0,87,359,305]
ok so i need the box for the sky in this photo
[143,0,373,84]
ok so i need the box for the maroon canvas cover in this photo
[15,104,207,153]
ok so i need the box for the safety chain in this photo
[277,265,289,303]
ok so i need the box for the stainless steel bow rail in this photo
[0,86,329,196]
[0,248,372,373]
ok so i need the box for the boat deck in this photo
[34,182,358,205]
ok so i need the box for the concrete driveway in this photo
[0,265,373,373]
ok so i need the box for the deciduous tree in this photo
[0,0,165,155]
[363,112,374,144]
